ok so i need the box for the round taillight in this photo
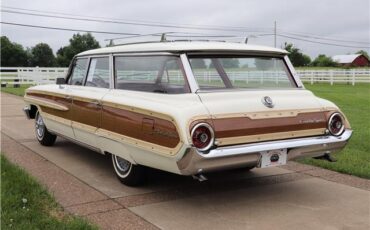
[191,123,214,151]
[328,113,345,136]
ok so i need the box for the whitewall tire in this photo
[35,111,57,146]
[111,154,146,186]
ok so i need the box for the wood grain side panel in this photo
[72,100,101,128]
[27,92,72,120]
[213,112,327,138]
[102,106,180,148]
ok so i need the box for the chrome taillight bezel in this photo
[191,123,215,152]
[328,112,345,136]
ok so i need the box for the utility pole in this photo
[274,21,277,48]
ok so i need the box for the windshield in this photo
[188,56,296,90]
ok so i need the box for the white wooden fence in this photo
[0,67,68,86]
[0,67,369,86]
[297,69,370,85]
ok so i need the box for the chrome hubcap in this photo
[114,155,131,173]
[36,113,45,138]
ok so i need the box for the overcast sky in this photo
[1,0,369,58]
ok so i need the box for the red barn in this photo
[332,54,370,67]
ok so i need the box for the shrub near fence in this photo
[0,67,369,86]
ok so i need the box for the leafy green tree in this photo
[284,43,311,67]
[356,50,369,59]
[311,54,337,67]
[190,59,207,69]
[1,36,29,67]
[221,58,240,68]
[56,33,100,67]
[30,43,55,67]
[254,58,272,70]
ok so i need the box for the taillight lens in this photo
[328,113,345,136]
[191,123,214,151]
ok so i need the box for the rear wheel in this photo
[111,154,146,186]
[35,111,57,146]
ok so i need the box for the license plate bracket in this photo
[259,149,287,168]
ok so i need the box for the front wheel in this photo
[111,154,146,186]
[35,111,57,146]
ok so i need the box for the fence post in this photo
[17,68,22,84]
[352,69,355,86]
[311,71,314,85]
[310,71,313,85]
[35,66,40,85]
[330,70,333,85]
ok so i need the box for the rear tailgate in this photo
[197,89,331,146]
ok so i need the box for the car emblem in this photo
[262,96,274,108]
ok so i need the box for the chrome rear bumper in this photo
[177,130,352,175]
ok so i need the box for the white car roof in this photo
[77,41,288,56]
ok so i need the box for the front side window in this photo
[115,56,190,94]
[68,58,88,85]
[85,57,110,88]
[189,56,296,90]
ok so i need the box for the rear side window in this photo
[85,57,110,88]
[114,56,190,94]
[68,58,88,85]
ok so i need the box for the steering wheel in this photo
[86,75,108,88]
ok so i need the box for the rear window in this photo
[189,56,296,90]
[114,56,190,94]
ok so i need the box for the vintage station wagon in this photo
[23,41,352,186]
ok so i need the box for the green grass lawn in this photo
[301,83,370,179]
[1,85,31,96]
[1,155,97,230]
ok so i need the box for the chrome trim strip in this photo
[284,55,304,88]
[24,95,69,111]
[112,52,178,56]
[180,53,199,93]
[109,53,114,89]
[201,130,352,158]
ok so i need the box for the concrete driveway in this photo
[1,92,370,230]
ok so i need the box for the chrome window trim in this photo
[109,54,114,89]
[84,56,111,89]
[67,57,89,85]
[77,52,177,58]
[112,52,178,57]
[284,55,304,88]
[180,53,199,93]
